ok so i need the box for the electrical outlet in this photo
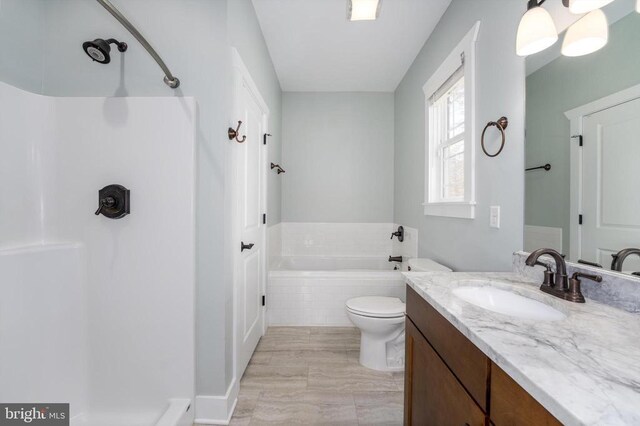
[490,206,500,229]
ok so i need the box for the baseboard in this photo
[193,378,239,425]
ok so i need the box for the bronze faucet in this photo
[610,248,640,272]
[525,248,601,303]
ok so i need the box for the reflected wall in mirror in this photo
[525,3,640,275]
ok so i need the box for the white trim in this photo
[194,379,239,425]
[422,201,476,219]
[423,21,480,219]
[564,83,640,261]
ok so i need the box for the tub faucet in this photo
[388,256,403,263]
[390,226,404,242]
[610,248,640,272]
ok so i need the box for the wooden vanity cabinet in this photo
[404,285,560,426]
[405,319,487,426]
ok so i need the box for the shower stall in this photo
[0,81,196,425]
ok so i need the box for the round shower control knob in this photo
[95,184,130,219]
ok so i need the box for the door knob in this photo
[241,241,255,252]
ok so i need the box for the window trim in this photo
[422,21,480,220]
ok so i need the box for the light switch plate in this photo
[490,206,500,229]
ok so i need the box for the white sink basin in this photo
[452,286,566,321]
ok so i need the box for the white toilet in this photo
[346,296,406,371]
[346,258,452,372]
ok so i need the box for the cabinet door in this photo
[405,318,486,426]
[490,364,561,426]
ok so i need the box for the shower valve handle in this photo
[95,196,116,215]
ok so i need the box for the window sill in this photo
[423,201,476,219]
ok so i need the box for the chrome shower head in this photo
[82,38,127,64]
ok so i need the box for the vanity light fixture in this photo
[561,9,609,56]
[563,0,615,14]
[516,0,558,56]
[347,0,381,21]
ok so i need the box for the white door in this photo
[233,58,268,378]
[581,97,640,271]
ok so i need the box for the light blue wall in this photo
[526,12,640,255]
[0,0,45,93]
[393,0,526,271]
[0,0,281,397]
[282,92,394,223]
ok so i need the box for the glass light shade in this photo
[562,9,609,57]
[348,0,380,21]
[567,0,615,14]
[516,6,559,56]
[637,0,640,12]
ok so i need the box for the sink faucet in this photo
[525,248,601,303]
[610,248,640,272]
[526,248,569,290]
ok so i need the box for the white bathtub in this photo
[268,256,405,326]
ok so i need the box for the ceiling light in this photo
[516,2,558,56]
[562,9,609,56]
[564,0,615,14]
[347,0,381,21]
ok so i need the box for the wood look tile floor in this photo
[229,327,404,425]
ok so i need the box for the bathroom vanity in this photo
[404,285,559,425]
[403,269,640,425]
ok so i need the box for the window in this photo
[423,22,479,219]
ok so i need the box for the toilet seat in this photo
[346,296,405,318]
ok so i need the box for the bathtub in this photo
[268,256,405,326]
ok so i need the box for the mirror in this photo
[525,4,640,275]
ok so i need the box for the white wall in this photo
[282,92,394,223]
[393,0,525,271]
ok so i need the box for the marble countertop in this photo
[403,271,640,425]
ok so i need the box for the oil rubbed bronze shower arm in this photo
[96,0,180,88]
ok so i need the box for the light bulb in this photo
[567,0,615,14]
[562,9,609,57]
[516,6,559,56]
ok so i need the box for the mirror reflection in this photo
[525,3,640,274]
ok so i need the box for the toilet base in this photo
[354,319,405,372]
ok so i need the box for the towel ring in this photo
[481,116,508,158]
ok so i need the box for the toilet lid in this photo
[346,296,405,318]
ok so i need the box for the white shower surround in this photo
[267,223,417,326]
[0,82,195,426]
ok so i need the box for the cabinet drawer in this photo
[491,363,561,426]
[406,285,490,411]
[405,318,486,426]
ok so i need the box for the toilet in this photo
[346,258,452,371]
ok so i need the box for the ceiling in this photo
[251,0,452,92]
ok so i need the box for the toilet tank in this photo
[407,258,452,272]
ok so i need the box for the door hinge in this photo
[263,133,271,145]
[572,135,583,146]
[262,213,266,224]
[579,214,583,225]
[262,295,266,306]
